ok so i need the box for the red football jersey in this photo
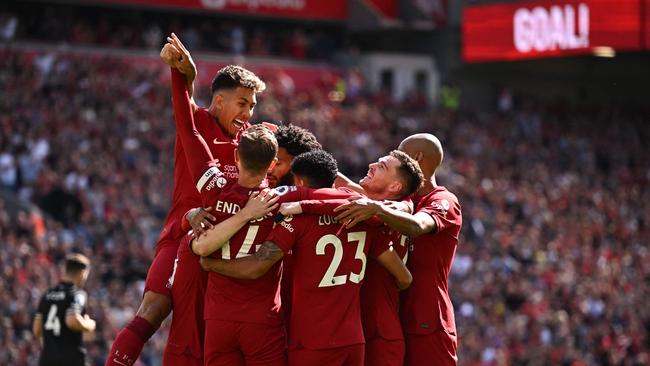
[360,230,408,341]
[203,185,356,326]
[157,70,244,247]
[267,214,392,350]
[298,198,410,341]
[400,186,462,335]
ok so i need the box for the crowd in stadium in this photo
[1,5,343,61]
[1,43,649,366]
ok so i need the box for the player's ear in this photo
[213,92,223,111]
[293,175,305,187]
[234,148,240,163]
[388,181,403,196]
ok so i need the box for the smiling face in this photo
[212,87,257,137]
[359,155,404,200]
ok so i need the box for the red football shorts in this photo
[162,351,202,366]
[365,337,404,366]
[289,344,364,366]
[165,236,207,361]
[144,240,179,298]
[204,319,286,366]
[404,331,457,366]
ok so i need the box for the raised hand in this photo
[160,42,182,68]
[167,33,197,80]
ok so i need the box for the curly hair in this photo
[274,124,322,157]
[291,150,338,189]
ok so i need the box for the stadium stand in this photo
[1,45,648,365]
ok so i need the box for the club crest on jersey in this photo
[216,177,227,188]
[431,200,449,215]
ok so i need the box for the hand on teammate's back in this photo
[334,198,382,228]
[241,189,280,221]
[188,207,217,238]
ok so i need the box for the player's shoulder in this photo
[421,187,459,206]
[194,106,211,117]
[275,213,312,234]
[271,185,300,197]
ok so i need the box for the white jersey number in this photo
[316,231,367,288]
[221,225,260,259]
[399,235,409,264]
[44,304,61,336]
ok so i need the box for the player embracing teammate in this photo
[105,32,462,366]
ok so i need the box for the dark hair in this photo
[274,124,322,157]
[390,150,423,198]
[291,150,338,189]
[65,253,90,274]
[211,65,266,94]
[238,125,278,174]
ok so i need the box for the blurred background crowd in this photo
[1,0,649,365]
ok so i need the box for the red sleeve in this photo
[301,199,349,215]
[417,194,461,235]
[273,186,360,204]
[301,199,383,227]
[180,208,194,233]
[265,216,301,254]
[368,227,393,258]
[171,68,222,206]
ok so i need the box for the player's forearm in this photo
[171,68,215,189]
[32,316,42,337]
[301,199,348,215]
[65,313,94,332]
[376,206,431,238]
[334,173,365,194]
[377,249,413,290]
[192,213,252,257]
[201,256,266,279]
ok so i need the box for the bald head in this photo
[398,133,443,179]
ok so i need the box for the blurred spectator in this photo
[0,10,17,42]
[4,2,344,62]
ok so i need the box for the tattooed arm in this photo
[199,241,285,279]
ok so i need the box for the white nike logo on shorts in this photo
[213,138,230,145]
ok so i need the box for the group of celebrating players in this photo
[93,33,462,366]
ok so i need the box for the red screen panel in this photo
[463,0,642,62]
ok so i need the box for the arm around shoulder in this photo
[377,206,437,238]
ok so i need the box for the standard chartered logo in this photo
[201,0,305,10]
